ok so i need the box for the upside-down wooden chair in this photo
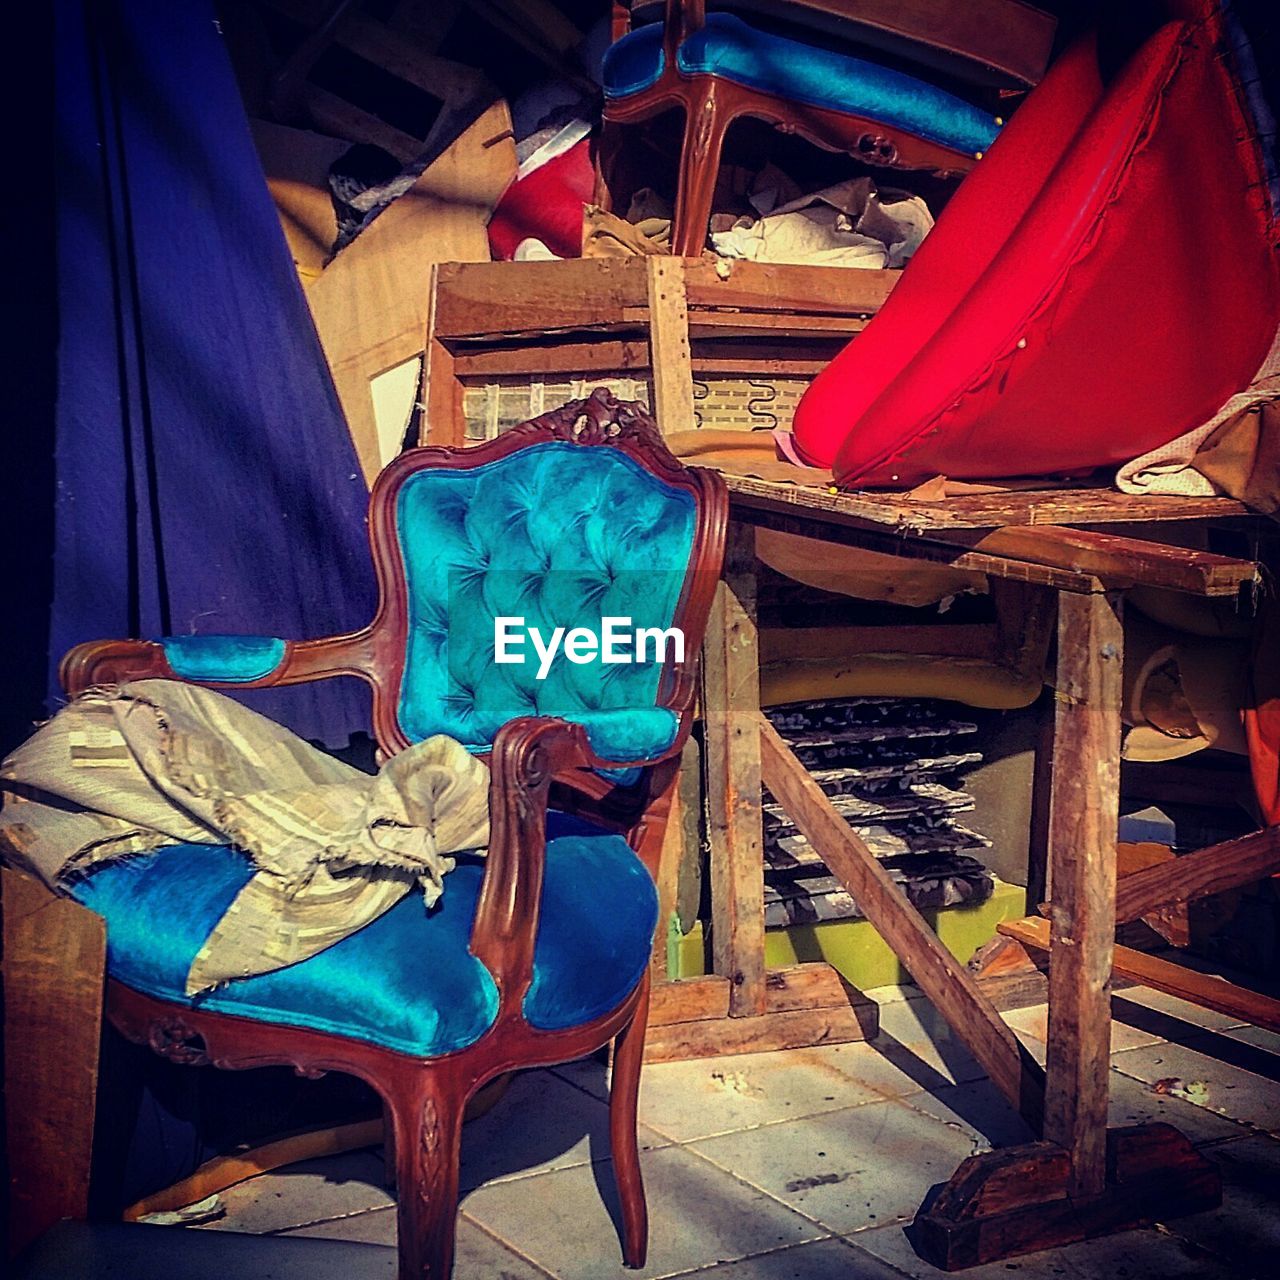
[598,1,1053,256]
[56,390,727,1279]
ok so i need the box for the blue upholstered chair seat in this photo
[603,12,1000,157]
[69,811,659,1058]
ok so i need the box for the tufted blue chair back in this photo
[392,439,698,760]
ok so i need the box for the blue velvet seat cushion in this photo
[69,811,658,1057]
[604,13,1001,157]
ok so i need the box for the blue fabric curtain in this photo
[52,0,377,746]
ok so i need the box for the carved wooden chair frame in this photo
[60,389,729,1278]
[598,0,981,257]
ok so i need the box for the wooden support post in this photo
[1042,591,1123,1198]
[3,869,107,1259]
[758,717,1046,1127]
[702,523,767,1017]
[421,263,466,447]
[645,256,695,434]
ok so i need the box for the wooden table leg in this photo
[915,589,1220,1269]
[3,869,106,1260]
[702,522,767,1018]
[646,520,876,1060]
[1043,589,1123,1195]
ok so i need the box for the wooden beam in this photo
[681,259,896,316]
[702,524,767,1017]
[645,963,875,1061]
[300,84,423,163]
[967,526,1259,597]
[723,472,1253,533]
[3,870,107,1258]
[733,502,1107,593]
[731,496,1257,597]
[1042,591,1123,1197]
[645,257,695,434]
[1114,826,1280,925]
[758,716,1045,1126]
[915,1124,1220,1270]
[430,259,898,341]
[1000,915,1280,1036]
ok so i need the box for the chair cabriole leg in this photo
[387,1067,465,1280]
[672,80,732,257]
[610,973,651,1268]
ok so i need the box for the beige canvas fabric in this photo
[0,680,489,994]
[1116,328,1280,500]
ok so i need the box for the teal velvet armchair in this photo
[59,391,728,1279]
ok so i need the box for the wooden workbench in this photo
[669,470,1262,1267]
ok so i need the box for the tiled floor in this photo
[186,984,1279,1279]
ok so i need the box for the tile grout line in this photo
[458,1209,560,1280]
[265,1202,396,1236]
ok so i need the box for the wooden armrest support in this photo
[59,631,379,698]
[470,715,678,1012]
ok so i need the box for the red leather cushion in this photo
[487,137,595,261]
[792,19,1280,487]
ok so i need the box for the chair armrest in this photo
[59,631,378,697]
[470,714,679,1015]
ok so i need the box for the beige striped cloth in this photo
[0,680,489,995]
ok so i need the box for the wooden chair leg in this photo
[671,81,732,257]
[386,1067,464,1280]
[609,973,651,1268]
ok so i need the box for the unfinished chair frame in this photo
[59,390,728,1279]
[599,0,989,257]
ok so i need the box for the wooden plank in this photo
[300,84,423,163]
[650,779,685,980]
[909,488,1254,528]
[433,259,651,338]
[733,501,1106,593]
[306,101,515,477]
[3,869,107,1257]
[646,257,695,434]
[1000,916,1280,1036]
[682,259,897,316]
[122,1119,384,1221]
[648,962,858,1028]
[650,976,732,1026]
[1114,827,1280,924]
[421,262,465,447]
[702,524,767,1017]
[449,340,833,379]
[1042,591,1123,1197]
[758,717,1045,1126]
[431,259,898,341]
[685,314,869,337]
[645,1001,870,1062]
[724,473,1252,533]
[966,526,1259,597]
[731,497,1257,597]
[452,339,652,378]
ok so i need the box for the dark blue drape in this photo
[52,0,377,746]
